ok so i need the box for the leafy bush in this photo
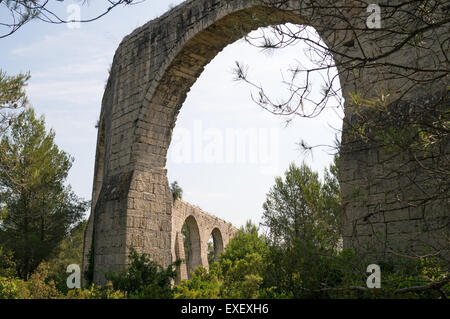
[65,282,126,299]
[25,262,63,299]
[0,276,29,299]
[0,246,17,278]
[173,266,222,299]
[0,262,61,299]
[105,248,179,298]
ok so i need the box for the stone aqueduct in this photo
[83,0,449,284]
[172,200,237,282]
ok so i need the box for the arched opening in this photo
[131,6,343,235]
[164,23,342,228]
[181,215,202,278]
[207,228,224,266]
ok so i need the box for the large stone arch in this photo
[83,0,448,285]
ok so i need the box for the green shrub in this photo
[173,266,222,299]
[0,276,29,299]
[105,248,179,298]
[65,283,126,299]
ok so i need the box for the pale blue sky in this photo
[1,0,343,228]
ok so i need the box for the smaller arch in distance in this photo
[208,228,224,265]
[182,215,202,278]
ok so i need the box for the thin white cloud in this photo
[11,30,114,108]
[10,30,117,57]
[32,57,109,79]
[27,80,104,105]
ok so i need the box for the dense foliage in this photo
[0,108,88,279]
[105,248,180,299]
[45,220,88,294]
[262,159,342,251]
[0,69,29,133]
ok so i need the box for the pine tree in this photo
[262,159,342,251]
[0,108,88,279]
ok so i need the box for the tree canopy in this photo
[0,70,29,134]
[262,159,342,252]
[0,107,88,279]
